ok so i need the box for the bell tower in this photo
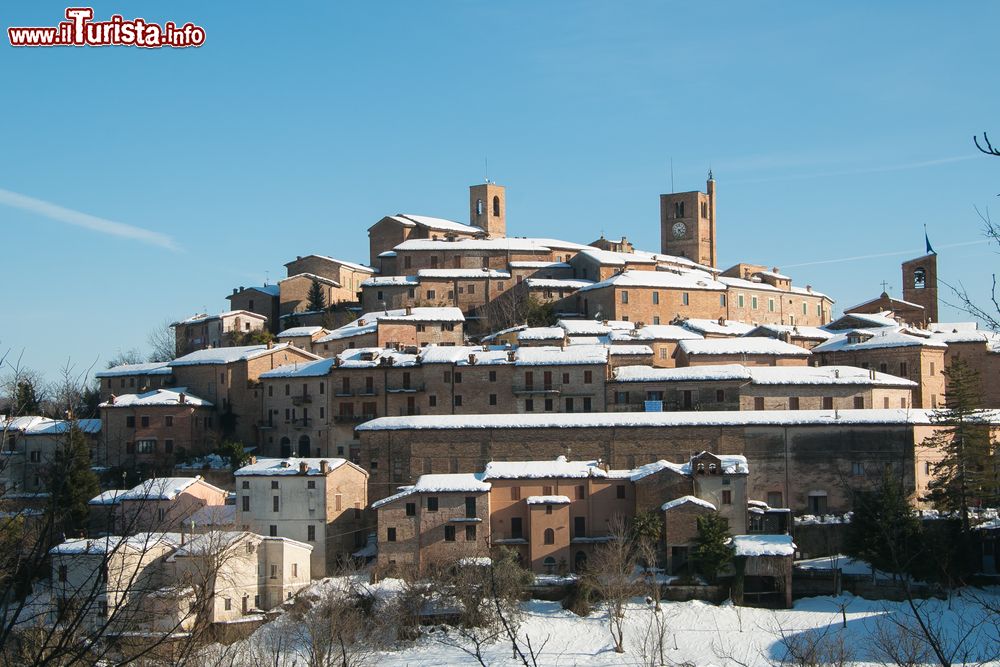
[660,173,716,267]
[902,252,938,325]
[470,182,506,238]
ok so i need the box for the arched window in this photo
[543,556,556,574]
[913,267,926,289]
[708,463,717,475]
[279,437,291,458]
[696,463,705,474]
[543,528,555,545]
[476,198,484,216]
[574,550,587,572]
[492,196,500,217]
[298,435,311,456]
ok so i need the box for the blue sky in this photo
[2,1,998,381]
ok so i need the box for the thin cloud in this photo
[726,155,979,185]
[782,239,989,269]
[0,188,178,251]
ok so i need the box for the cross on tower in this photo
[880,280,891,293]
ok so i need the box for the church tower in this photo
[902,252,938,325]
[470,182,506,238]
[660,173,716,267]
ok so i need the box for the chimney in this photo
[249,455,257,465]
[109,394,116,405]
[267,340,274,349]
[806,285,813,293]
[405,306,413,316]
[506,350,516,362]
[232,288,238,295]
[468,353,477,365]
[178,392,186,404]
[320,460,330,474]
[299,461,309,475]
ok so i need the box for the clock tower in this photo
[660,174,717,267]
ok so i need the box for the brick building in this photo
[227,285,281,334]
[171,310,268,357]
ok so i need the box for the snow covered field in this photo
[216,577,1000,666]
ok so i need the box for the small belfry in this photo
[659,171,717,267]
[901,229,939,325]
[469,180,506,238]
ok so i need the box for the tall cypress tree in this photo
[47,424,100,537]
[923,358,997,534]
[306,279,327,312]
[846,475,922,576]
[13,380,42,416]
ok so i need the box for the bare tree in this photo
[585,514,637,654]
[147,319,176,363]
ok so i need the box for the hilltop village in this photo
[3,177,998,653]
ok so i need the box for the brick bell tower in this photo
[660,172,717,267]
[470,181,506,238]
[902,249,939,325]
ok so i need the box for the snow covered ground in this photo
[214,576,1000,666]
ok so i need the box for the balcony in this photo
[386,384,425,393]
[512,386,559,395]
[256,419,275,430]
[291,418,312,429]
[333,413,377,424]
[291,394,312,406]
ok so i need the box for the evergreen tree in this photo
[306,279,327,312]
[923,358,998,533]
[47,424,100,536]
[845,474,922,576]
[693,513,733,583]
[13,380,42,416]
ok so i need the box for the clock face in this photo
[672,222,687,239]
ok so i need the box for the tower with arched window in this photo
[659,173,717,267]
[901,252,938,325]
[469,181,506,238]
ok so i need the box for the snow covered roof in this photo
[757,270,791,280]
[96,361,173,378]
[187,504,237,527]
[577,269,726,293]
[575,248,658,266]
[394,238,546,252]
[483,456,614,480]
[88,490,127,506]
[746,324,833,341]
[746,366,917,388]
[171,310,268,327]
[514,345,608,366]
[356,409,956,432]
[607,345,653,355]
[285,254,375,274]
[50,532,182,556]
[661,496,716,512]
[315,308,464,343]
[169,344,315,366]
[392,214,485,235]
[100,387,212,408]
[338,347,419,368]
[718,276,783,293]
[826,312,898,330]
[227,284,280,298]
[234,457,358,477]
[608,325,702,342]
[678,338,811,357]
[929,329,1000,349]
[731,534,796,557]
[4,417,103,435]
[681,319,756,337]
[613,364,752,383]
[277,326,325,338]
[361,275,420,287]
[557,319,632,335]
[372,472,491,509]
[526,495,571,505]
[417,268,511,279]
[929,322,979,333]
[812,327,948,353]
[260,357,335,379]
[119,477,222,502]
[518,327,565,341]
[524,278,594,289]
[278,272,341,288]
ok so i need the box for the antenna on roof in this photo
[484,156,490,184]
[670,157,675,193]
[264,270,270,286]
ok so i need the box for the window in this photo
[879,362,888,373]
[575,485,585,500]
[140,416,149,427]
[466,525,477,541]
[583,397,592,411]
[853,396,864,409]
[242,481,250,489]
[562,373,570,384]
[751,296,758,310]
[492,196,500,217]
[307,525,315,541]
[543,528,555,545]
[270,564,277,579]
[164,416,173,427]
[768,298,775,313]
[573,516,585,538]
[511,517,523,539]
[164,439,174,453]
[429,395,437,407]
[427,497,438,512]
[307,480,315,489]
[489,394,497,406]
[489,371,496,382]
[224,598,232,611]
[292,563,298,577]
[58,565,67,582]
[652,291,659,305]
[721,490,732,505]
[271,481,279,490]
[753,397,765,410]
[913,267,926,288]
[543,485,553,495]
[584,370,593,384]
[682,292,690,306]
[653,316,661,325]
[454,395,463,407]
[137,439,155,454]
[525,399,534,412]
[822,397,833,409]
[924,461,931,475]
[387,527,396,542]
[808,493,828,515]
[616,484,626,499]
[426,289,436,300]
[789,397,800,410]
[443,371,452,383]
[269,525,277,537]
[465,497,477,518]
[126,416,135,427]
[272,496,280,512]
[852,462,864,476]
[767,491,783,508]
[544,398,553,411]
[716,389,726,403]
[444,525,456,542]
[454,372,462,384]
[621,290,629,304]
[242,496,250,512]
[510,486,521,500]
[899,362,908,377]
[737,294,745,308]
[930,362,936,375]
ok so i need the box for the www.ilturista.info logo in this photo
[8,7,205,48]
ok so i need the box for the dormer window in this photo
[696,463,705,474]
[708,463,718,475]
